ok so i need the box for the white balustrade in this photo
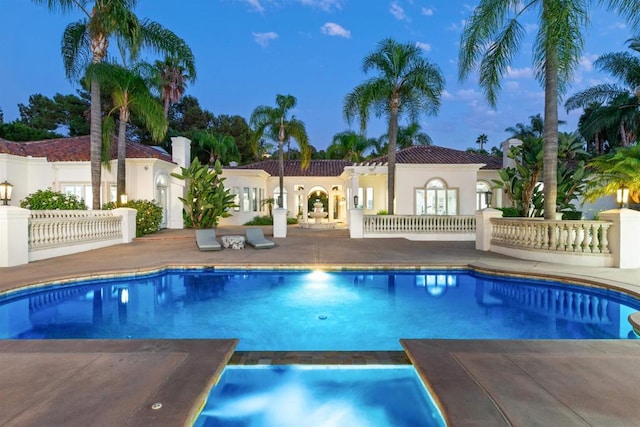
[364,215,476,233]
[490,218,611,254]
[29,210,123,250]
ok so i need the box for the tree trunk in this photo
[542,47,559,219]
[387,100,399,215]
[90,77,102,210]
[278,141,284,209]
[117,107,129,202]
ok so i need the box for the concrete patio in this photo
[1,226,639,426]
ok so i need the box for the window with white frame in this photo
[415,178,458,215]
[365,187,374,210]
[476,181,491,210]
[273,188,287,209]
[62,184,92,207]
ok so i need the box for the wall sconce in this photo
[0,181,13,206]
[120,194,128,205]
[485,190,493,208]
[617,185,629,208]
[353,194,359,208]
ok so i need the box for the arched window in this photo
[476,181,492,210]
[415,178,458,215]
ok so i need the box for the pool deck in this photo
[1,226,640,426]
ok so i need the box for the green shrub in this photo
[562,211,583,220]
[20,189,87,210]
[103,199,163,237]
[497,207,520,217]
[244,215,298,226]
[376,210,389,215]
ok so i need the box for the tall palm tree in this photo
[394,122,433,149]
[90,61,167,201]
[459,0,640,219]
[565,38,640,148]
[154,56,194,118]
[327,130,374,162]
[250,94,310,208]
[344,38,445,214]
[33,0,195,209]
[476,133,488,151]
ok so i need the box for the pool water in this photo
[194,365,445,427]
[1,269,638,350]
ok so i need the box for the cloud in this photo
[416,41,431,52]
[579,53,599,72]
[505,66,533,79]
[421,7,434,16]
[299,0,343,11]
[253,32,279,47]
[390,1,406,20]
[320,22,351,38]
[241,0,266,12]
[447,20,465,31]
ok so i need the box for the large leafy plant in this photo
[171,157,236,228]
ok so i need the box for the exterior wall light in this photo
[0,181,13,206]
[353,194,359,208]
[617,185,629,208]
[485,190,493,208]
[120,194,128,205]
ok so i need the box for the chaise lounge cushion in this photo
[245,227,276,249]
[195,229,222,251]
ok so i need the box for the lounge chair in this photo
[195,229,222,251]
[245,227,276,249]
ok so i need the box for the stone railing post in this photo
[273,208,287,238]
[599,208,640,268]
[112,208,137,243]
[475,208,503,251]
[350,208,363,238]
[0,206,30,267]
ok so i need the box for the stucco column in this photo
[112,208,137,243]
[475,208,503,251]
[171,136,191,169]
[0,206,29,267]
[349,208,363,238]
[350,172,359,209]
[599,208,640,268]
[273,208,287,238]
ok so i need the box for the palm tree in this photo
[193,131,240,166]
[250,94,310,208]
[344,38,445,214]
[476,133,488,151]
[326,130,374,162]
[154,56,194,118]
[34,0,195,209]
[90,61,167,201]
[459,1,640,219]
[565,39,640,148]
[584,144,640,204]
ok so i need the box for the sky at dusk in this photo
[0,1,636,153]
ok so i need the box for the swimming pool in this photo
[1,269,638,349]
[194,365,445,427]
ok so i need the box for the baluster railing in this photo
[363,215,476,233]
[490,218,611,254]
[29,210,123,250]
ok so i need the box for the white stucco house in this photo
[219,145,503,227]
[0,135,190,229]
[1,134,504,229]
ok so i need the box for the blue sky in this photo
[0,1,634,152]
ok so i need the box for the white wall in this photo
[395,164,483,215]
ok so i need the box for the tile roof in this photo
[362,145,502,169]
[0,135,173,163]
[233,159,353,177]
